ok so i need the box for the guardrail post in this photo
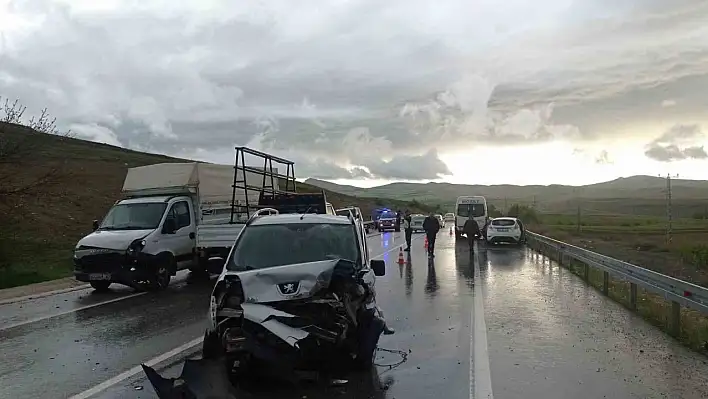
[669,301,681,337]
[629,283,637,310]
[602,271,609,295]
[583,264,589,281]
[557,247,563,266]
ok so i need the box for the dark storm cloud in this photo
[2,0,708,179]
[644,124,708,162]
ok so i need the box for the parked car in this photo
[486,217,525,246]
[444,212,455,222]
[435,214,445,229]
[410,214,426,232]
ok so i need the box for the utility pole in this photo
[576,203,581,233]
[661,173,679,245]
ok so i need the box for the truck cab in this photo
[74,195,198,291]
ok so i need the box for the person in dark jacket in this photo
[396,210,402,231]
[422,212,441,257]
[402,210,413,251]
[462,218,481,251]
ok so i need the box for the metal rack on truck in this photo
[196,146,330,270]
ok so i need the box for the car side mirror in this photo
[92,220,99,231]
[163,218,177,234]
[370,259,385,276]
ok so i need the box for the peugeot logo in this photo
[277,282,300,296]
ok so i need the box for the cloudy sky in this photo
[2,0,708,187]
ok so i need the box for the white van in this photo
[454,196,488,239]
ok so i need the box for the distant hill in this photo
[304,176,708,218]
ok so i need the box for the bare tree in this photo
[0,96,73,200]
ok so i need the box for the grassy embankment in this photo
[529,211,708,354]
[0,122,431,289]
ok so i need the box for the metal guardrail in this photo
[525,231,708,336]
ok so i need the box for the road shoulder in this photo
[0,277,88,304]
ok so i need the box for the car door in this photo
[165,200,195,269]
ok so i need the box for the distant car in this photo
[410,214,426,232]
[435,214,445,228]
[444,212,455,222]
[486,217,525,246]
[379,217,400,232]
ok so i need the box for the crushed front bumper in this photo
[143,358,235,399]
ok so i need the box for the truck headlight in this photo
[127,239,146,255]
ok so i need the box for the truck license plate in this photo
[89,273,112,281]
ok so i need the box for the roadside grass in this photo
[0,124,432,289]
[528,213,708,355]
[531,213,708,287]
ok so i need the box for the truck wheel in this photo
[149,258,173,291]
[90,281,111,292]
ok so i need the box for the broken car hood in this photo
[76,229,153,251]
[223,258,353,303]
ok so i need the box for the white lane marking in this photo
[471,242,494,399]
[0,292,147,332]
[0,284,91,306]
[72,238,409,398]
[68,336,204,399]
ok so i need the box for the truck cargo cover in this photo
[122,163,278,211]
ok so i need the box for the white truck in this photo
[73,148,290,291]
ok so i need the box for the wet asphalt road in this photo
[2,232,708,398]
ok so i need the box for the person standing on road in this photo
[423,212,441,257]
[396,209,402,231]
[403,210,412,251]
[462,218,481,252]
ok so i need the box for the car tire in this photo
[90,281,111,292]
[202,329,222,359]
[353,314,384,371]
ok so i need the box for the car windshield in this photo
[492,219,516,227]
[227,223,360,271]
[456,204,486,218]
[99,203,167,230]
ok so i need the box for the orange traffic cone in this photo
[397,248,405,265]
[424,236,429,249]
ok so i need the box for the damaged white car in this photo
[143,208,392,398]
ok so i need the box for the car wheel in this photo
[90,281,111,292]
[202,329,223,359]
[353,313,384,371]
